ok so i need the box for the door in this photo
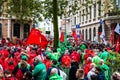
[13,23,20,38]
[24,24,30,39]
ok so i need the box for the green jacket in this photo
[100,51,109,62]
[100,64,111,80]
[32,62,46,80]
[92,56,101,66]
[49,73,63,80]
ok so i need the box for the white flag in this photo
[114,23,120,35]
[100,29,107,45]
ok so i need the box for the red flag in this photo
[110,26,114,44]
[98,22,102,35]
[40,33,48,49]
[26,28,48,48]
[60,32,64,43]
[116,36,120,53]
[26,28,41,45]
[72,30,78,41]
[80,33,84,41]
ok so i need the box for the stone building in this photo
[61,0,120,43]
[0,1,33,40]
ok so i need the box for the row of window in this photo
[79,27,96,41]
[0,23,30,39]
[72,1,101,25]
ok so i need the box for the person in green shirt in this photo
[32,56,47,80]
[92,52,101,66]
[99,59,111,80]
[100,49,109,62]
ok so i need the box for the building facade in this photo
[61,0,120,43]
[0,1,33,40]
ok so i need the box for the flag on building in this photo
[100,29,107,45]
[116,36,120,53]
[80,33,84,41]
[99,19,106,45]
[98,19,103,35]
[76,24,80,38]
[114,23,120,35]
[110,25,114,44]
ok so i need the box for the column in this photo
[7,19,10,38]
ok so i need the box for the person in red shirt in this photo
[2,70,17,80]
[70,49,80,63]
[61,52,71,68]
[84,57,92,76]
[4,55,15,74]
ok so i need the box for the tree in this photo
[52,0,59,48]
[40,0,82,48]
[105,51,120,73]
[7,0,42,22]
[0,0,4,15]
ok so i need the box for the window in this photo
[94,4,96,18]
[0,23,2,39]
[24,24,30,39]
[93,27,96,37]
[80,30,81,34]
[86,7,88,20]
[89,6,92,19]
[79,11,81,22]
[13,23,20,38]
[82,30,84,40]
[98,1,101,16]
[74,16,76,25]
[48,27,50,31]
[86,29,88,40]
[89,28,91,41]
[83,9,84,21]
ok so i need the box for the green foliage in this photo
[105,51,120,73]
[0,0,4,15]
[7,0,42,22]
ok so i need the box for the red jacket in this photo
[43,59,51,71]
[4,58,15,73]
[70,51,80,62]
[61,54,71,68]
[84,61,92,76]
[2,76,17,80]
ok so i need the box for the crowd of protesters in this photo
[0,37,119,80]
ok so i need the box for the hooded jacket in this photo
[32,61,46,80]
